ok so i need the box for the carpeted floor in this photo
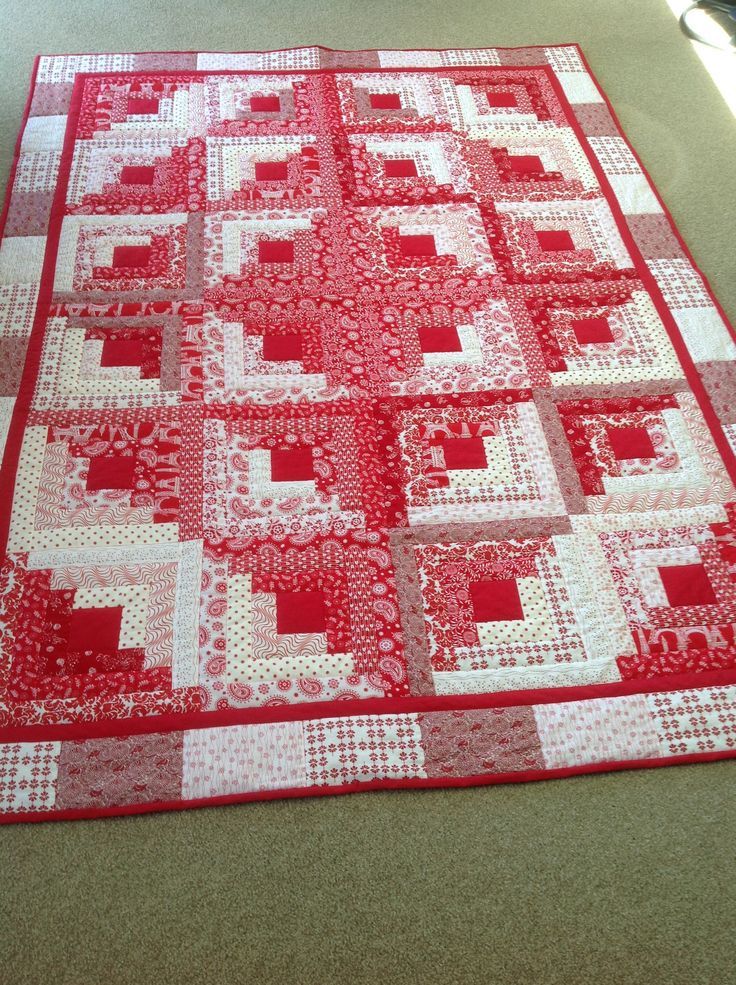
[0,3,734,983]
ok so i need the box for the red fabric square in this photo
[67,606,124,652]
[418,326,462,353]
[86,455,136,491]
[369,93,402,109]
[262,334,303,361]
[127,96,159,115]
[258,240,294,264]
[254,161,289,181]
[486,91,517,108]
[99,338,145,367]
[442,437,487,471]
[508,154,544,174]
[112,245,151,269]
[119,166,156,185]
[608,426,656,460]
[658,563,718,607]
[270,447,314,482]
[250,95,281,112]
[536,230,575,252]
[384,158,418,178]
[572,316,614,344]
[469,579,524,622]
[399,234,437,258]
[275,590,326,635]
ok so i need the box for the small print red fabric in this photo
[0,45,734,823]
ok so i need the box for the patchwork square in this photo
[354,203,497,282]
[2,541,201,718]
[573,506,736,681]
[381,392,566,524]
[195,309,348,405]
[0,742,60,812]
[646,686,736,755]
[54,213,193,300]
[342,131,473,205]
[384,158,418,178]
[534,694,660,768]
[201,401,394,543]
[658,563,718,608]
[470,579,525,623]
[275,590,326,634]
[493,198,633,281]
[55,733,183,810]
[419,707,544,776]
[8,419,182,550]
[182,722,306,799]
[413,535,599,686]
[205,135,322,209]
[371,298,533,396]
[304,714,425,785]
[198,532,408,707]
[32,313,185,410]
[556,393,734,512]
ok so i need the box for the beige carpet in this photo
[0,2,734,983]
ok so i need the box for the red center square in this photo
[262,334,303,362]
[442,437,488,471]
[258,240,294,264]
[486,91,517,108]
[384,158,418,178]
[658,563,719,607]
[469,579,524,622]
[112,245,151,269]
[418,326,462,353]
[254,161,289,181]
[119,166,156,186]
[99,338,145,367]
[536,230,576,252]
[275,590,326,635]
[86,455,137,492]
[250,95,281,112]
[571,316,615,344]
[67,605,124,652]
[127,96,159,116]
[369,92,402,109]
[270,447,314,482]
[399,234,437,258]
[608,426,656,461]
[508,154,545,174]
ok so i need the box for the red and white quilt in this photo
[1,45,735,821]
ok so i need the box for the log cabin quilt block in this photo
[0,45,734,821]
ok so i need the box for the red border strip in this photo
[3,747,734,826]
[1,52,735,744]
[2,667,734,743]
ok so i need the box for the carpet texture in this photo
[0,2,734,983]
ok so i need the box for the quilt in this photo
[0,45,735,822]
